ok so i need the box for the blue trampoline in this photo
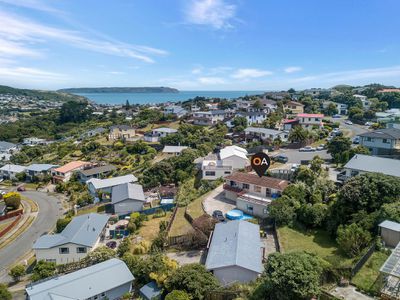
[226,209,253,220]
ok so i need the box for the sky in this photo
[0,0,400,91]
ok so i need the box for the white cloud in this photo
[0,10,168,63]
[108,71,125,75]
[198,76,226,84]
[284,66,302,73]
[185,0,237,29]
[231,68,273,79]
[191,67,203,74]
[0,65,66,81]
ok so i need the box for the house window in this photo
[46,259,56,262]
[242,183,250,190]
[247,205,253,212]
[263,208,268,214]
[205,171,216,176]
[254,186,262,193]
[383,139,390,144]
[366,137,372,142]
[59,247,69,254]
[224,171,231,174]
[77,247,87,253]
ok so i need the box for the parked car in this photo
[365,122,373,126]
[316,144,325,151]
[273,154,288,163]
[299,146,316,152]
[106,241,117,249]
[332,114,341,118]
[345,120,353,125]
[290,164,300,172]
[17,185,26,192]
[212,210,225,222]
[353,136,360,144]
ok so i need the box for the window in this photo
[263,208,268,214]
[224,171,231,174]
[254,186,262,193]
[77,247,87,253]
[383,139,390,144]
[247,205,253,212]
[46,259,56,262]
[242,183,250,190]
[366,137,372,142]
[205,171,216,176]
[59,247,69,254]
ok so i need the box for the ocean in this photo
[74,90,263,105]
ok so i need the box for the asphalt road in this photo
[0,191,63,273]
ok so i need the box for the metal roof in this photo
[153,127,178,133]
[219,145,248,161]
[139,281,162,300]
[33,213,109,249]
[26,258,134,300]
[0,141,16,151]
[0,164,26,173]
[26,164,58,172]
[162,145,188,153]
[245,127,285,136]
[87,174,137,190]
[112,183,146,204]
[79,165,116,177]
[344,154,400,178]
[205,220,263,274]
[379,220,400,232]
[359,128,400,139]
[381,242,400,278]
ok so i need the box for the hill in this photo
[57,87,179,93]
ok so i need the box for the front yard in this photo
[278,225,354,267]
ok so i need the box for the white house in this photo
[244,127,288,142]
[205,220,263,285]
[354,94,370,109]
[52,161,92,183]
[33,213,109,264]
[25,258,134,300]
[162,145,188,156]
[23,137,48,146]
[163,105,187,118]
[201,146,250,180]
[111,182,147,215]
[297,113,324,129]
[0,141,18,154]
[237,111,268,125]
[0,164,26,180]
[26,164,58,182]
[192,110,227,126]
[144,127,178,142]
[87,174,138,197]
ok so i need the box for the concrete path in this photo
[202,185,236,216]
[329,285,374,300]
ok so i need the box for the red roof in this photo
[225,172,289,191]
[283,119,298,124]
[297,113,324,118]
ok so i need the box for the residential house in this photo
[87,174,138,197]
[245,127,288,142]
[224,172,289,218]
[78,164,117,183]
[0,164,26,180]
[322,101,348,115]
[201,146,250,180]
[337,154,400,182]
[237,111,267,125]
[303,88,331,97]
[379,220,400,248]
[284,101,304,114]
[235,99,254,111]
[192,110,227,126]
[297,113,324,129]
[263,91,290,100]
[33,213,109,264]
[282,118,300,131]
[25,258,134,300]
[52,161,92,183]
[205,220,263,285]
[354,94,370,109]
[162,145,188,156]
[163,105,187,118]
[111,182,146,215]
[359,128,400,155]
[108,125,136,141]
[23,137,48,146]
[376,109,400,123]
[83,127,106,138]
[26,164,58,182]
[260,98,278,112]
[0,141,17,154]
[144,127,178,142]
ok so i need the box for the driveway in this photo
[276,149,331,164]
[202,185,236,216]
[0,191,63,273]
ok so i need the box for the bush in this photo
[166,290,192,300]
[56,217,72,233]
[31,260,57,282]
[3,192,21,210]
[9,264,25,281]
[117,238,131,257]
[337,223,372,258]
[0,284,11,300]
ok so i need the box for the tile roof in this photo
[297,113,324,118]
[359,128,400,139]
[205,220,263,274]
[87,174,137,190]
[245,127,285,136]
[344,154,400,178]
[225,172,289,191]
[26,258,134,300]
[112,183,146,204]
[53,161,91,174]
[33,213,109,249]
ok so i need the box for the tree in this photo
[31,260,57,282]
[3,192,21,210]
[59,100,91,124]
[9,264,25,282]
[310,155,325,175]
[56,217,71,233]
[117,238,131,257]
[251,252,323,300]
[324,103,338,116]
[327,136,352,164]
[165,264,220,300]
[166,290,192,300]
[288,126,309,143]
[337,223,372,257]
[268,196,297,226]
[85,246,115,264]
[0,284,11,300]
[298,203,328,228]
[232,116,247,132]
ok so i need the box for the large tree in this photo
[251,252,323,300]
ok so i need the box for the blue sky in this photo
[0,0,400,90]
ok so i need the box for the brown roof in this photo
[54,161,91,174]
[225,172,289,191]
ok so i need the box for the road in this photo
[0,191,63,273]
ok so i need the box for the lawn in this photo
[351,251,390,296]
[278,225,355,267]
[169,207,193,237]
[138,212,172,242]
[76,203,106,215]
[186,192,207,220]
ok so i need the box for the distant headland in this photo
[57,87,179,93]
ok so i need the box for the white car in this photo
[365,122,373,126]
[316,144,325,151]
[345,120,353,125]
[299,146,316,152]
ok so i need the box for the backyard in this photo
[138,212,172,242]
[278,225,355,267]
[168,207,192,237]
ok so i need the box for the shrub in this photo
[9,264,25,281]
[337,223,372,258]
[3,192,21,210]
[166,290,191,300]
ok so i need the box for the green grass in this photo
[278,225,355,267]
[169,207,192,237]
[351,251,389,296]
[138,212,172,242]
[76,204,106,215]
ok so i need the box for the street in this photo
[0,191,63,273]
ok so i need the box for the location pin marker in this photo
[251,152,271,177]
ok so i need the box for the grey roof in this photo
[0,141,16,152]
[33,213,109,249]
[153,127,178,133]
[245,127,284,135]
[162,145,188,153]
[112,182,146,204]
[205,220,263,274]
[87,174,137,190]
[379,220,400,232]
[380,241,400,278]
[79,164,116,177]
[139,281,162,300]
[238,111,267,117]
[344,154,400,178]
[26,258,134,300]
[26,164,58,172]
[110,125,134,131]
[0,164,26,173]
[359,128,400,139]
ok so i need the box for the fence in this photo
[350,243,376,278]
[168,234,189,246]
[0,214,22,238]
[272,220,281,253]
[0,208,23,221]
[141,203,175,215]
